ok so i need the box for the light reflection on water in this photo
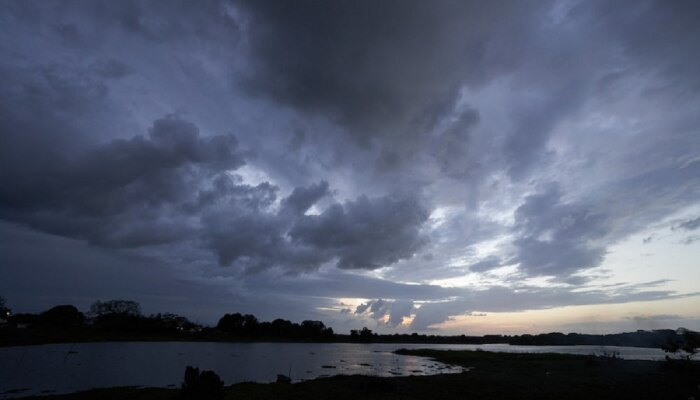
[0,342,462,398]
[0,342,674,398]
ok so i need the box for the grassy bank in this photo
[16,350,700,400]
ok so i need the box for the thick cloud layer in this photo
[0,51,429,273]
[0,113,244,248]
[508,184,610,278]
[0,107,429,273]
[204,184,428,272]
[1,0,699,333]
[237,1,540,133]
[289,195,428,269]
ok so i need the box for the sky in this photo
[1,0,699,335]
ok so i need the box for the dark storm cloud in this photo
[0,43,428,273]
[502,0,700,179]
[238,1,505,135]
[1,0,699,330]
[89,58,133,79]
[0,113,244,247]
[0,23,431,276]
[289,195,429,270]
[431,108,481,179]
[507,183,610,278]
[235,0,552,175]
[502,84,587,180]
[230,0,612,180]
[205,190,429,272]
[589,0,700,92]
[0,7,431,274]
[279,181,331,216]
[0,100,428,272]
[199,178,311,271]
[5,0,241,46]
[236,0,700,187]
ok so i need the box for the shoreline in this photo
[6,349,699,400]
[0,335,671,350]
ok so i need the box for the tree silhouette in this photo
[0,296,10,320]
[217,312,245,334]
[662,327,699,361]
[351,327,375,342]
[89,300,143,332]
[149,313,197,332]
[39,305,85,326]
[90,299,141,317]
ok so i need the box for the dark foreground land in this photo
[15,349,700,400]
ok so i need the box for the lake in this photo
[0,342,670,398]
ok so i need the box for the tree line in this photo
[0,298,337,343]
[0,296,698,352]
[2,300,199,335]
[216,312,334,340]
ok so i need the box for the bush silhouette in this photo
[182,366,225,399]
[39,305,85,326]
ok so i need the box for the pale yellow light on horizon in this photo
[434,296,700,336]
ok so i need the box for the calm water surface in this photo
[0,342,669,398]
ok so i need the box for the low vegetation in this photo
[181,366,224,400]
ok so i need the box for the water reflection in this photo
[0,342,674,398]
[0,342,463,398]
